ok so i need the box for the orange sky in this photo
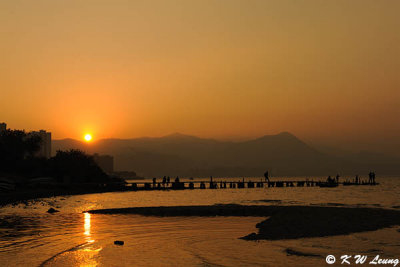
[1,0,399,153]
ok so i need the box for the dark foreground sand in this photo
[87,204,400,240]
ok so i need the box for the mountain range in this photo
[52,132,400,177]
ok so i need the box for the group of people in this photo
[152,176,181,187]
[328,172,377,185]
[326,174,340,184]
[354,172,376,184]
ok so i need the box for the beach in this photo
[1,176,400,266]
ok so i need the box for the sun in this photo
[84,133,93,142]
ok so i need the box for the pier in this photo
[126,179,379,191]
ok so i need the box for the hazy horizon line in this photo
[53,131,296,142]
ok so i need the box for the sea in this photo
[0,176,400,266]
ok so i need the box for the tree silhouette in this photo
[49,149,109,183]
[0,130,112,185]
[0,129,42,172]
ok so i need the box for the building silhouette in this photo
[30,130,52,159]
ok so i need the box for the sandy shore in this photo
[87,204,400,240]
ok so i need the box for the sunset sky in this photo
[1,0,399,153]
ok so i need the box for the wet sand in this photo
[87,204,400,240]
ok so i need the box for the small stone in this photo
[114,240,124,245]
[47,208,59,213]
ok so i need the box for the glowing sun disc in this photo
[84,134,92,142]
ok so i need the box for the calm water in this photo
[1,176,400,266]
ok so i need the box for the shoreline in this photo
[0,187,131,207]
[87,204,400,240]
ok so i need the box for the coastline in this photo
[0,187,131,207]
[87,204,400,240]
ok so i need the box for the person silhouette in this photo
[210,176,215,189]
[368,172,373,184]
[264,170,269,182]
[336,174,340,183]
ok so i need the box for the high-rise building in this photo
[0,122,6,133]
[30,130,52,158]
[93,153,114,173]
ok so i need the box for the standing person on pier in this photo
[210,176,214,189]
[336,174,340,184]
[264,170,269,182]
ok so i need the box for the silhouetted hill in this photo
[52,133,400,177]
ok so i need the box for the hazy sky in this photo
[1,0,399,153]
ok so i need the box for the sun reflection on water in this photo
[84,212,93,243]
[77,213,102,266]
